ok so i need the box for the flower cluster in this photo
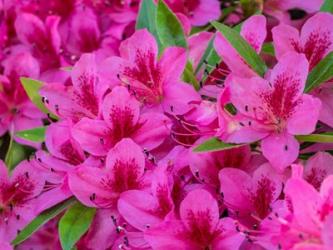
[1,0,333,250]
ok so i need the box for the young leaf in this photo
[20,77,57,119]
[59,203,96,250]
[16,127,47,142]
[212,21,267,76]
[156,0,187,51]
[296,132,333,143]
[305,52,333,92]
[20,77,47,113]
[193,137,244,153]
[321,0,333,13]
[12,197,76,246]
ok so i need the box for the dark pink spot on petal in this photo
[250,176,276,219]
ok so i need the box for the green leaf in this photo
[183,61,200,90]
[20,77,57,119]
[136,0,159,40]
[296,133,333,143]
[321,0,333,13]
[156,0,187,51]
[212,21,267,76]
[195,34,218,74]
[193,137,244,153]
[4,135,14,169]
[59,203,96,250]
[16,127,46,142]
[261,42,275,56]
[12,197,76,246]
[305,52,333,92]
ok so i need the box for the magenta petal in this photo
[118,190,162,231]
[261,132,299,172]
[72,118,111,156]
[159,47,187,81]
[287,94,321,135]
[180,189,219,233]
[241,15,267,53]
[272,24,300,59]
[132,112,170,150]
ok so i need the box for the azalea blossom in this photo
[222,52,321,171]
[101,29,200,114]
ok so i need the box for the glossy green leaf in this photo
[193,137,244,153]
[16,127,46,142]
[12,197,76,246]
[195,34,218,74]
[20,77,48,113]
[59,202,96,250]
[305,52,333,92]
[321,0,333,13]
[156,0,187,51]
[136,0,159,42]
[212,21,267,76]
[296,133,333,143]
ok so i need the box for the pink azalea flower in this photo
[0,51,44,146]
[163,0,221,26]
[219,163,284,223]
[272,12,333,70]
[40,53,108,122]
[118,164,174,231]
[281,175,333,249]
[189,145,251,187]
[101,29,200,114]
[14,12,62,72]
[0,160,45,242]
[273,13,333,130]
[144,189,244,250]
[303,152,333,190]
[68,138,149,209]
[223,52,321,171]
[45,120,85,165]
[72,85,171,156]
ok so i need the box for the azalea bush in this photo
[1,0,333,249]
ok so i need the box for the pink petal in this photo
[191,0,221,26]
[132,112,170,150]
[269,52,309,98]
[72,118,111,156]
[118,190,162,231]
[119,29,158,63]
[241,15,267,53]
[212,218,244,250]
[219,168,253,212]
[285,178,321,234]
[0,160,9,184]
[102,86,140,129]
[68,166,115,208]
[180,189,219,232]
[272,24,300,59]
[287,94,321,135]
[159,47,187,81]
[322,212,333,249]
[106,138,145,180]
[162,81,200,114]
[261,132,299,172]
[144,220,195,249]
